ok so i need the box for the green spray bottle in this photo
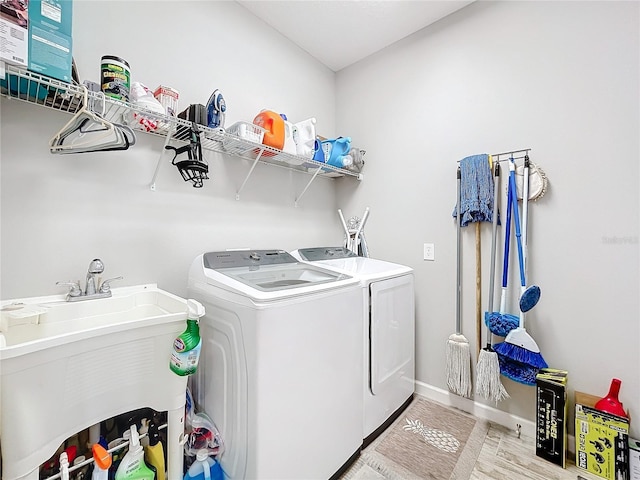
[170,299,205,376]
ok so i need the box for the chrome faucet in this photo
[85,258,104,296]
[56,258,123,302]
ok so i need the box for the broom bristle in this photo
[494,341,548,368]
[498,355,539,386]
[446,335,472,398]
[476,348,509,402]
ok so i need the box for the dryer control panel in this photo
[297,247,358,261]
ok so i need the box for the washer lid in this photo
[291,248,412,281]
[201,250,357,297]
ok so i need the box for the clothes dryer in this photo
[291,247,415,445]
[188,250,363,479]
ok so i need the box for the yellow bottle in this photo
[144,421,165,480]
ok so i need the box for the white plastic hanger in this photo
[49,87,134,154]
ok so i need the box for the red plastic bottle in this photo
[594,378,627,418]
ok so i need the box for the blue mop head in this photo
[497,355,539,386]
[493,340,548,369]
[520,285,541,312]
[485,311,518,338]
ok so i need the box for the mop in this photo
[476,160,509,402]
[494,160,548,380]
[446,166,471,398]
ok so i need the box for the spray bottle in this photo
[91,444,111,480]
[114,425,155,480]
[170,299,205,376]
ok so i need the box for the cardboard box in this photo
[154,85,180,117]
[630,438,640,480]
[575,391,630,480]
[536,368,568,467]
[0,0,29,67]
[28,0,73,82]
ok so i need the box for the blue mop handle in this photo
[509,160,526,289]
[501,169,513,289]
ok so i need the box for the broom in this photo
[485,170,519,338]
[476,160,509,402]
[494,160,548,374]
[446,166,472,397]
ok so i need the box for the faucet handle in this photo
[56,281,82,297]
[99,276,123,294]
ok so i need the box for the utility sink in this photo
[0,284,190,480]
[0,284,187,355]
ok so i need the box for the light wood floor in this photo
[470,423,602,480]
[352,420,605,479]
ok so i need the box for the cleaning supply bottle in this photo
[293,117,317,158]
[183,449,224,480]
[114,425,155,480]
[91,444,111,480]
[170,299,205,376]
[144,421,165,480]
[253,110,285,150]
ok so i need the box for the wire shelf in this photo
[1,65,362,182]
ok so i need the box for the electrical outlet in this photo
[423,243,435,261]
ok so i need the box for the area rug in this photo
[341,397,489,479]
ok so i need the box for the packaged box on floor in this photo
[28,0,73,82]
[536,368,568,467]
[575,391,630,480]
[630,439,640,480]
[0,0,29,67]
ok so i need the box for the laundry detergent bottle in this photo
[114,426,155,480]
[253,110,285,150]
[170,299,205,376]
[183,449,224,480]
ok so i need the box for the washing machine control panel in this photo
[203,249,298,269]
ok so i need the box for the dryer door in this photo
[370,274,415,395]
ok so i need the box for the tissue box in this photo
[536,369,568,467]
[575,391,630,480]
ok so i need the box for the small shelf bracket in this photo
[294,165,323,207]
[236,147,265,200]
[149,123,176,191]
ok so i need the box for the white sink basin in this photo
[0,284,189,480]
[0,284,187,356]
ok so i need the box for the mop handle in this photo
[456,167,462,333]
[522,155,530,272]
[486,161,500,347]
[509,160,526,289]
[501,167,513,289]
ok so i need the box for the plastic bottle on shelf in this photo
[169,299,205,376]
[279,113,298,156]
[322,137,353,168]
[253,110,285,150]
[183,449,224,480]
[293,117,317,159]
[91,444,112,480]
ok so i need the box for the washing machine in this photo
[291,247,415,446]
[188,249,363,480]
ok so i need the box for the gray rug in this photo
[341,397,489,479]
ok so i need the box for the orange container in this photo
[253,110,285,150]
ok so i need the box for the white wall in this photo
[1,1,347,300]
[336,1,640,435]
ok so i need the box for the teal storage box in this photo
[28,0,73,83]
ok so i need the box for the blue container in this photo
[0,74,49,101]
